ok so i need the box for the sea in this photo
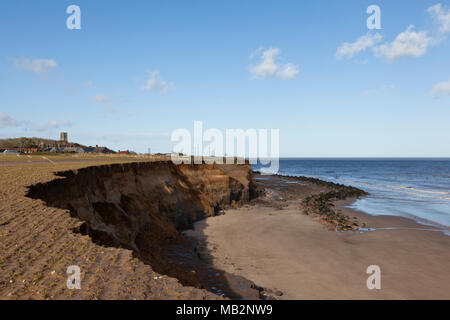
[252,158,450,229]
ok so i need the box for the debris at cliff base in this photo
[254,172,368,231]
[300,182,368,231]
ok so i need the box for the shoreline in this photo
[256,170,450,235]
[184,172,450,299]
[336,198,450,236]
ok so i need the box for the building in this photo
[62,147,85,153]
[3,150,19,155]
[11,147,39,154]
[84,146,116,154]
[19,148,38,154]
[93,146,115,154]
[60,132,68,144]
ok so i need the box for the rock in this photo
[250,283,264,292]
[259,290,280,300]
[72,221,88,235]
[273,289,283,296]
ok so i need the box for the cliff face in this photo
[26,161,257,288]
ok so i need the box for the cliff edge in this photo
[25,161,258,295]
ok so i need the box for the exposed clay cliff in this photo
[26,161,257,292]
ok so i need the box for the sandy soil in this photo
[185,175,450,299]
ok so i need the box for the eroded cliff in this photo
[26,161,257,292]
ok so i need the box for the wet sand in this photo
[184,174,450,299]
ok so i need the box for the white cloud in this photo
[93,95,111,103]
[250,48,299,80]
[277,63,300,80]
[0,113,72,132]
[12,58,58,74]
[430,80,450,98]
[374,25,431,61]
[428,3,450,34]
[335,33,382,60]
[251,48,279,78]
[44,120,72,130]
[0,112,19,128]
[337,4,450,63]
[142,70,169,94]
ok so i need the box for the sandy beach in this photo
[185,174,450,299]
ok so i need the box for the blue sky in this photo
[1,0,449,156]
